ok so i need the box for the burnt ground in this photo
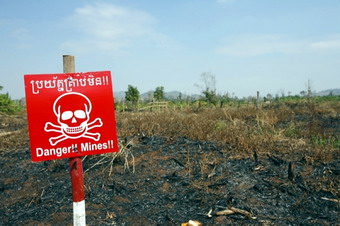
[0,114,339,225]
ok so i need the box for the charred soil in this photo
[0,106,339,225]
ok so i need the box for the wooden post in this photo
[63,55,86,226]
[256,91,260,109]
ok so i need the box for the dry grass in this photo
[84,139,135,175]
[116,102,339,162]
[0,99,338,162]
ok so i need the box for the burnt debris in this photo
[1,136,339,225]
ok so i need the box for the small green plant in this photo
[284,122,301,138]
[215,120,227,130]
[311,135,340,149]
[0,86,24,114]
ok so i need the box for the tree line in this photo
[120,72,339,111]
[122,72,235,111]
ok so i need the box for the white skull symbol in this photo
[44,92,103,146]
[54,92,91,138]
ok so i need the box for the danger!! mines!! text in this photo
[36,140,115,157]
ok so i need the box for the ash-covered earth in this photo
[1,133,339,225]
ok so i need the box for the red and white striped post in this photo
[63,55,86,226]
[70,157,86,225]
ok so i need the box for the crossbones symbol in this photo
[44,92,103,146]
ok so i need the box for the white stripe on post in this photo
[73,200,86,226]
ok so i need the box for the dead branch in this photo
[216,207,257,220]
[321,197,340,203]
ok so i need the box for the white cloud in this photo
[216,34,340,57]
[310,39,340,50]
[61,3,157,54]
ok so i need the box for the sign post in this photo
[63,55,86,226]
[24,55,119,225]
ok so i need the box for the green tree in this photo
[125,85,140,110]
[0,85,22,113]
[153,86,164,101]
[219,92,231,108]
[178,92,182,101]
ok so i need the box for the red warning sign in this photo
[24,71,119,162]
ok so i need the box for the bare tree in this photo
[195,72,218,106]
[307,79,313,98]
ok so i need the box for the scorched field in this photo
[0,100,339,225]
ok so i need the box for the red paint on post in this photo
[70,157,85,202]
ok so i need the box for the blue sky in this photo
[1,0,340,99]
